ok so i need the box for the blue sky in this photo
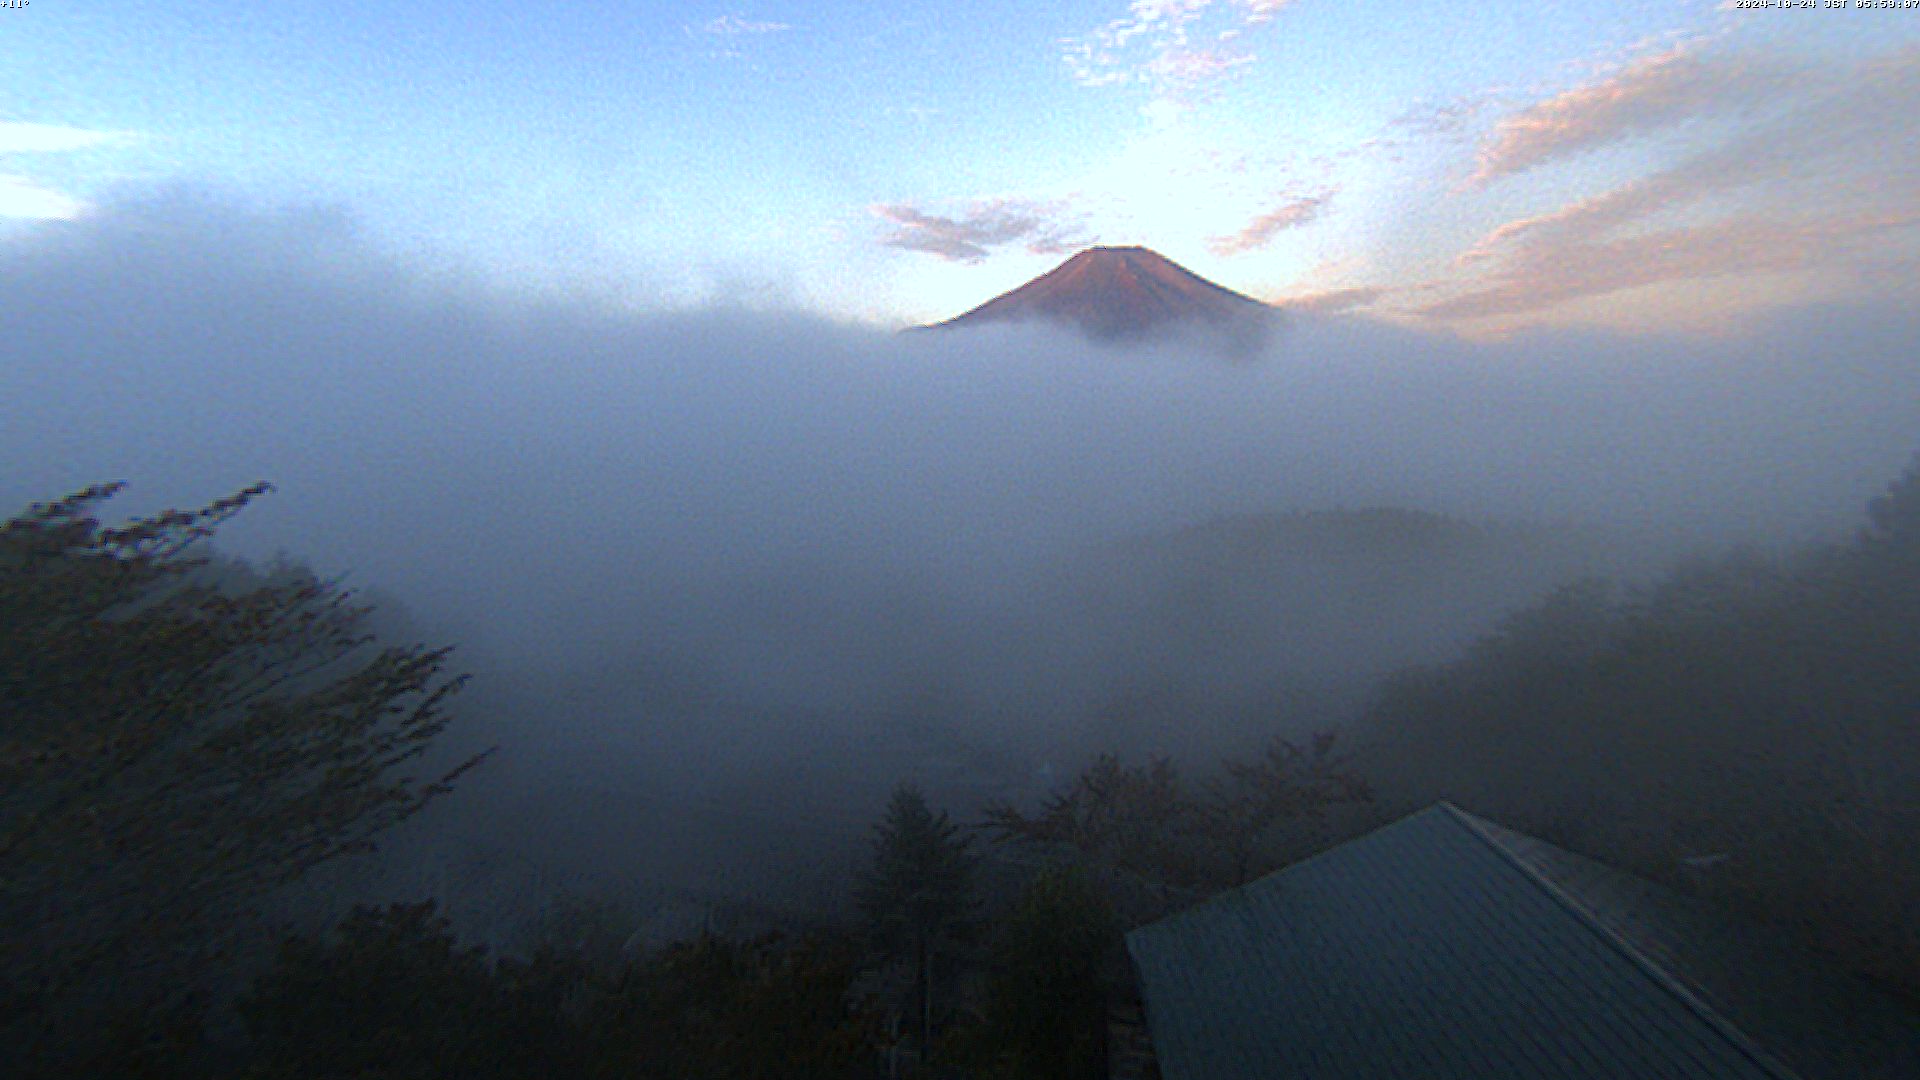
[5,0,1918,332]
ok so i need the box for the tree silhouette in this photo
[239,901,508,1080]
[855,784,977,1060]
[0,483,488,1073]
[975,867,1120,1080]
[984,734,1369,891]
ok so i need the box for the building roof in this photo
[1125,803,1920,1080]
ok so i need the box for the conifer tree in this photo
[978,867,1120,1080]
[855,784,976,1058]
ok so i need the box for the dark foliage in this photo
[238,901,871,1080]
[983,733,1370,892]
[585,932,872,1079]
[0,484,487,1074]
[856,784,979,1062]
[1358,454,1920,999]
[960,867,1122,1080]
[240,901,536,1080]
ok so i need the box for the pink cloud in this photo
[872,199,1093,263]
[1423,211,1920,321]
[1207,190,1335,256]
[1276,285,1386,313]
[1432,46,1920,323]
[1467,47,1784,186]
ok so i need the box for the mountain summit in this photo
[924,246,1278,343]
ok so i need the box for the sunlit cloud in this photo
[1063,0,1297,94]
[1240,0,1291,25]
[0,121,131,155]
[1426,212,1918,322]
[0,122,130,220]
[871,198,1094,263]
[1208,190,1335,256]
[1275,285,1386,313]
[1467,46,1787,186]
[1149,46,1253,87]
[1430,45,1920,324]
[0,175,87,220]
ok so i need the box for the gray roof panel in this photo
[1463,810,1920,1080]
[1124,804,1895,1080]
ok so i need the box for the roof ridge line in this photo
[1131,805,1457,933]
[1438,802,1806,1080]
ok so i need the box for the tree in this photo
[1195,731,1373,886]
[855,784,977,1061]
[972,868,1120,1080]
[583,932,872,1080]
[0,483,488,1072]
[983,734,1370,892]
[1350,452,1920,1000]
[1865,451,1920,547]
[239,901,511,1080]
[985,754,1205,887]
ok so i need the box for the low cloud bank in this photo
[6,192,1918,912]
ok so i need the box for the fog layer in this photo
[6,192,1918,925]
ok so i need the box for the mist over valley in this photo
[8,195,1918,943]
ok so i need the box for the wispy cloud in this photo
[1387,95,1496,140]
[871,199,1094,263]
[1063,0,1297,95]
[1276,285,1385,313]
[1147,46,1253,88]
[0,175,87,220]
[0,123,132,221]
[700,14,790,36]
[1467,46,1786,186]
[1427,46,1920,322]
[0,122,130,155]
[881,104,941,125]
[1425,212,1917,322]
[1208,189,1335,256]
[689,13,791,60]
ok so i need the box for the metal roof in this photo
[1467,813,1920,1080]
[1126,803,1920,1080]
